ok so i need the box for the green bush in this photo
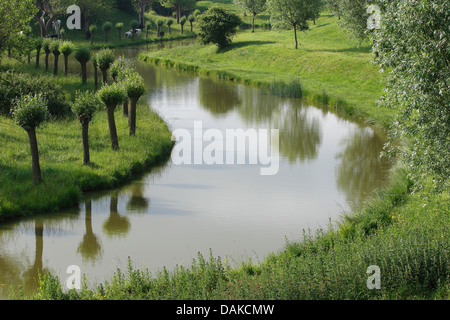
[0,71,71,118]
[197,7,242,48]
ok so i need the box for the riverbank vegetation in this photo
[0,57,173,221]
[1,0,449,300]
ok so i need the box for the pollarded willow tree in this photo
[74,46,91,84]
[11,94,49,185]
[374,0,450,183]
[42,38,52,71]
[49,40,60,75]
[102,21,113,43]
[234,0,267,32]
[268,0,313,49]
[59,41,75,76]
[97,83,127,150]
[96,48,115,84]
[72,91,100,165]
[122,72,146,136]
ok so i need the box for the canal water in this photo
[0,42,391,298]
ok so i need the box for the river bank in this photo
[0,62,174,221]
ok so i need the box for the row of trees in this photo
[11,49,147,185]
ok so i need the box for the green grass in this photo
[0,62,174,221]
[140,14,394,129]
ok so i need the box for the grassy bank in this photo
[140,14,395,129]
[0,62,174,221]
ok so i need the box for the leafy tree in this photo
[49,40,60,75]
[156,19,164,36]
[72,91,100,165]
[116,22,124,42]
[159,0,196,24]
[74,0,114,38]
[167,19,174,35]
[268,0,313,49]
[0,0,35,58]
[97,83,128,150]
[197,7,242,49]
[338,0,370,41]
[187,15,195,32]
[96,48,115,84]
[123,72,146,136]
[327,0,341,19]
[102,22,113,43]
[145,21,153,39]
[34,38,43,68]
[180,16,187,34]
[374,0,450,182]
[130,20,140,30]
[32,0,66,38]
[308,0,324,25]
[234,0,266,32]
[111,57,133,116]
[133,0,153,28]
[11,94,49,185]
[89,25,98,45]
[59,41,75,76]
[42,38,52,71]
[74,46,91,84]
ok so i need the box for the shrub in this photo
[197,7,242,49]
[0,71,70,118]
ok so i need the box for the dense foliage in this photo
[374,0,450,185]
[197,7,242,49]
[0,71,70,118]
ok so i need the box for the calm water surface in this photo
[0,42,391,298]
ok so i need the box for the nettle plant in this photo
[11,94,49,185]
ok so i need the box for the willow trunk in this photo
[27,128,42,185]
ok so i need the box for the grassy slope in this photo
[140,14,395,128]
[0,63,173,221]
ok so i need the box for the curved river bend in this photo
[0,42,391,298]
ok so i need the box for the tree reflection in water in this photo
[336,127,391,208]
[77,199,102,263]
[103,193,131,238]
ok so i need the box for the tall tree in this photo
[338,0,370,41]
[133,0,153,28]
[0,0,35,57]
[159,0,196,24]
[268,0,313,49]
[74,0,113,39]
[32,0,66,38]
[374,0,450,181]
[234,0,266,32]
